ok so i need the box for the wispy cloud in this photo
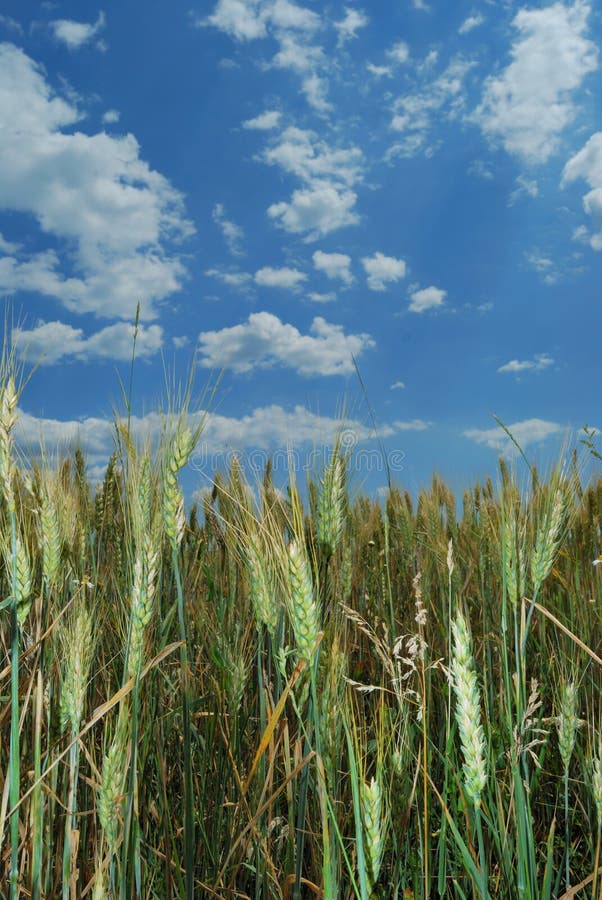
[497,353,554,374]
[459,13,484,35]
[197,311,374,375]
[388,56,475,159]
[334,8,368,46]
[242,109,281,130]
[213,203,245,256]
[390,380,406,390]
[475,2,598,163]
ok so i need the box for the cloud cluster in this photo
[197,311,374,375]
[202,0,330,112]
[475,1,598,163]
[13,320,163,365]
[563,132,602,250]
[388,57,474,158]
[263,126,363,239]
[0,44,192,320]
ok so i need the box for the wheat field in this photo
[1,366,602,899]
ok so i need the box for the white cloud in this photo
[459,14,484,34]
[362,252,406,291]
[242,109,281,129]
[389,57,474,158]
[197,311,374,375]
[366,63,392,78]
[475,1,598,163]
[203,1,328,112]
[562,132,602,250]
[387,41,409,65]
[0,44,192,320]
[468,159,494,180]
[0,16,23,34]
[205,267,253,288]
[498,353,554,374]
[13,320,163,365]
[390,380,405,390]
[263,127,363,239]
[464,418,565,451]
[334,8,368,45]
[254,266,307,288]
[268,183,359,240]
[307,291,336,303]
[51,12,106,50]
[312,250,353,285]
[508,174,538,205]
[263,127,363,186]
[212,203,245,256]
[393,419,431,431]
[102,109,120,125]
[15,403,410,482]
[526,253,559,284]
[408,286,446,312]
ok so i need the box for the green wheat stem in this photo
[9,509,19,899]
[173,545,195,900]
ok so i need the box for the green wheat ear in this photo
[287,538,320,665]
[451,610,487,808]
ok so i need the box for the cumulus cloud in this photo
[13,320,163,365]
[268,183,359,240]
[464,418,565,451]
[562,132,602,250]
[254,266,307,288]
[498,353,554,374]
[263,127,363,239]
[459,14,484,35]
[362,252,406,291]
[312,250,353,285]
[242,109,281,129]
[197,311,374,375]
[212,203,245,256]
[408,286,446,312]
[50,11,106,50]
[334,8,368,45]
[0,44,192,320]
[475,1,598,163]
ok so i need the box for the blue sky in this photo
[1,0,601,497]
